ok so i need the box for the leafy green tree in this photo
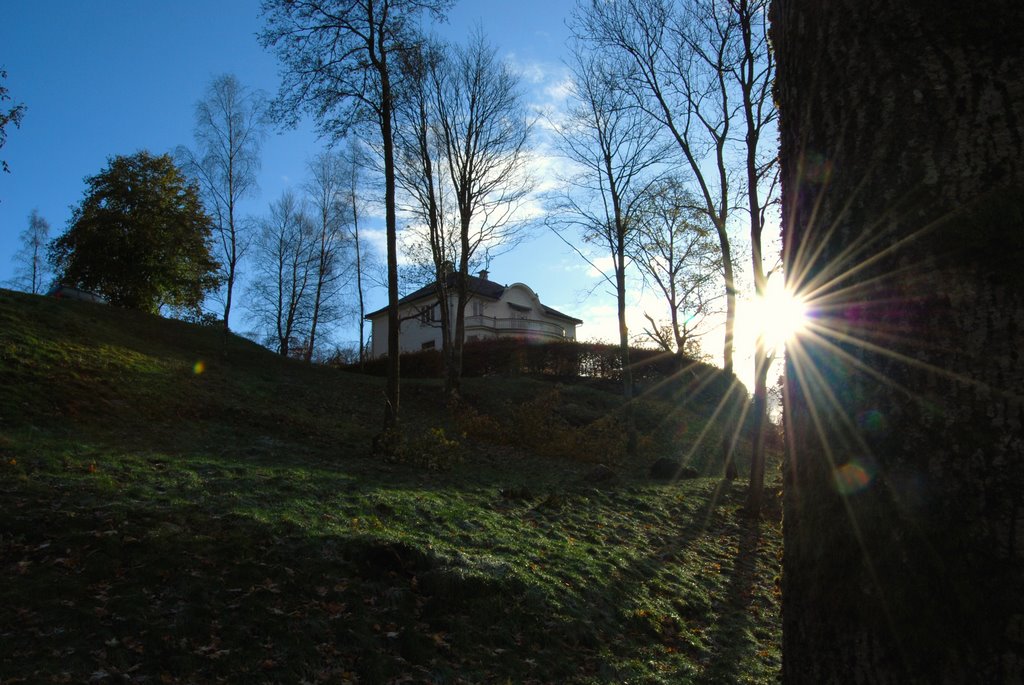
[49,151,220,315]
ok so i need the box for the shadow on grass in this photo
[1,473,526,683]
[701,514,776,683]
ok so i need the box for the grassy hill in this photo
[0,288,782,684]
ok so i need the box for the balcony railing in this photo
[464,314,566,338]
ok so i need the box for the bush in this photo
[377,425,464,471]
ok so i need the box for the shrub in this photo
[383,426,463,472]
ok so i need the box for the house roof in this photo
[365,273,583,324]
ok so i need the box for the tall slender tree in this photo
[177,74,267,332]
[775,0,1024,680]
[576,0,778,486]
[432,30,533,399]
[342,137,374,367]
[9,209,52,294]
[261,0,451,432]
[394,40,458,385]
[632,177,722,364]
[732,0,779,514]
[304,150,352,362]
[550,43,670,455]
[574,0,740,378]
[247,190,315,357]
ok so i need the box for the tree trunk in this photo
[616,236,637,457]
[350,160,366,369]
[450,209,471,402]
[719,225,739,480]
[774,1,1024,681]
[382,82,401,431]
[745,335,769,514]
[741,0,770,515]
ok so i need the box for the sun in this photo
[753,277,810,352]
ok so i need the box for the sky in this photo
[0,1,776,388]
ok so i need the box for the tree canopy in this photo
[0,68,28,174]
[49,151,220,316]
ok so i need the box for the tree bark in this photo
[774,1,1024,681]
[381,69,401,430]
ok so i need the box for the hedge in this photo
[339,338,745,410]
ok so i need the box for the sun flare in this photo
[754,278,809,351]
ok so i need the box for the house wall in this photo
[369,302,445,357]
[497,284,577,340]
[368,283,578,357]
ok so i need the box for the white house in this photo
[365,270,583,358]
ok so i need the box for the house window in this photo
[419,304,437,325]
[472,301,484,316]
[509,303,531,320]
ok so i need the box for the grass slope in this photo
[0,288,781,684]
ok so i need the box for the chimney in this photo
[479,269,489,281]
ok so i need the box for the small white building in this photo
[366,270,583,358]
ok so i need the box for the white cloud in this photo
[544,76,574,103]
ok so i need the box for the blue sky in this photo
[1,1,773,384]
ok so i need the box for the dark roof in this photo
[365,274,504,319]
[365,273,583,325]
[542,305,583,325]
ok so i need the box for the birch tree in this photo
[575,0,778,493]
[304,150,352,362]
[433,31,533,399]
[9,209,51,294]
[177,74,267,332]
[394,31,533,400]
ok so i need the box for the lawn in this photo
[0,288,781,684]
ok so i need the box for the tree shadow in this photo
[701,512,777,683]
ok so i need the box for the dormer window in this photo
[508,302,530,319]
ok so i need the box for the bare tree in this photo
[304,150,353,362]
[8,209,52,294]
[176,74,267,332]
[549,44,670,455]
[731,0,779,514]
[575,0,739,377]
[394,40,459,382]
[433,30,534,399]
[576,0,778,493]
[247,190,315,357]
[342,137,375,367]
[632,177,722,363]
[261,0,451,432]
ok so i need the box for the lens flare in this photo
[193,360,206,375]
[856,409,887,434]
[834,457,876,495]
